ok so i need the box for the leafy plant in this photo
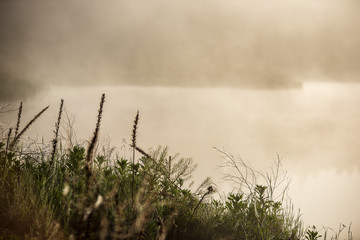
[305,226,322,240]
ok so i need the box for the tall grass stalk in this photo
[131,110,139,201]
[50,99,64,167]
[10,105,49,148]
[5,128,12,156]
[14,101,22,137]
[85,93,105,182]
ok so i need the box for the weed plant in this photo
[0,95,355,240]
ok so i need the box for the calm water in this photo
[3,82,360,236]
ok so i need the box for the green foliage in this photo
[66,145,86,175]
[305,226,322,240]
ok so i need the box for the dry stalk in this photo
[85,94,105,182]
[14,102,22,137]
[131,110,139,202]
[10,105,49,148]
[5,128,12,156]
[50,99,64,167]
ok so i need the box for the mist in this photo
[1,1,360,235]
[1,0,360,101]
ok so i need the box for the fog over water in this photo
[1,0,360,236]
[1,0,360,100]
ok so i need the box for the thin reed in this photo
[50,99,64,166]
[85,93,105,181]
[131,110,139,149]
[14,101,22,138]
[10,105,49,148]
[131,110,139,201]
[5,128,12,155]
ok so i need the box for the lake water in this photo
[3,82,360,236]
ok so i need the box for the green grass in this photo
[0,95,354,240]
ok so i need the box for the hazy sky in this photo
[1,0,360,101]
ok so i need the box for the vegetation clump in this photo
[0,95,354,239]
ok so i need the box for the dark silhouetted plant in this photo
[50,99,64,167]
[305,226,322,240]
[10,105,49,148]
[86,93,105,183]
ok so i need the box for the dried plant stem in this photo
[14,102,22,137]
[5,128,12,156]
[131,110,139,201]
[50,99,64,167]
[10,105,49,148]
[186,186,213,227]
[134,146,150,159]
[131,110,139,148]
[86,94,105,182]
[131,110,140,163]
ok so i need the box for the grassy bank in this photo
[0,94,354,240]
